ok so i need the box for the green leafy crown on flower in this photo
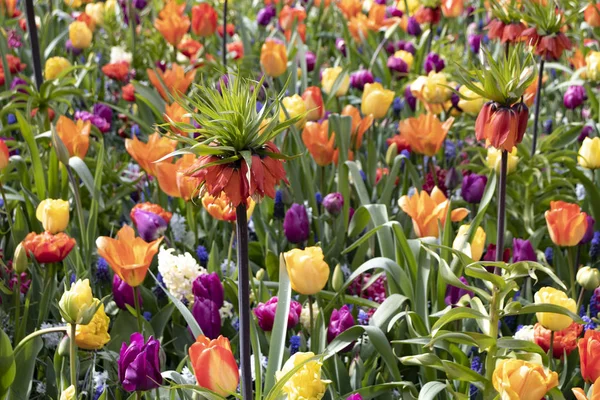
[454,45,537,105]
[162,74,301,161]
[487,0,523,24]
[522,0,576,35]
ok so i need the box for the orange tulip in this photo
[164,102,191,135]
[302,120,336,166]
[579,330,600,383]
[0,0,18,17]
[0,139,9,170]
[302,87,324,121]
[398,187,469,238]
[56,115,91,159]
[441,0,463,17]
[586,4,600,27]
[573,377,600,400]
[260,39,288,78]
[101,61,130,82]
[189,335,239,396]
[533,322,582,359]
[279,5,306,30]
[125,132,177,176]
[399,114,454,157]
[147,63,196,101]
[348,14,370,41]
[191,3,218,36]
[155,8,190,47]
[336,0,362,18]
[545,201,589,247]
[154,154,199,200]
[341,105,373,149]
[22,231,76,264]
[96,225,162,287]
[284,23,306,42]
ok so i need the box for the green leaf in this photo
[8,336,43,399]
[0,329,15,398]
[16,112,47,198]
[150,303,176,339]
[369,294,409,332]
[431,307,489,336]
[503,303,583,323]
[418,381,447,400]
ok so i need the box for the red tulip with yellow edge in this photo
[302,86,324,121]
[398,187,469,238]
[22,231,76,264]
[191,3,218,36]
[189,335,239,396]
[260,39,288,78]
[125,132,177,176]
[302,120,335,167]
[147,63,196,101]
[545,201,589,247]
[95,225,162,287]
[399,114,454,157]
[56,116,91,159]
[573,376,600,400]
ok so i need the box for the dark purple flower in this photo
[327,305,355,344]
[404,86,416,111]
[10,77,27,94]
[305,51,316,72]
[350,69,374,90]
[512,239,537,262]
[283,203,310,243]
[253,297,303,331]
[323,192,344,216]
[398,40,416,54]
[131,209,167,242]
[406,17,421,36]
[424,52,445,74]
[445,277,473,306]
[581,215,596,244]
[579,125,594,142]
[468,34,482,53]
[216,74,230,94]
[118,333,163,392]
[93,103,113,125]
[482,244,511,263]
[133,0,147,9]
[387,56,408,73]
[564,85,587,109]
[461,173,487,204]
[66,39,82,56]
[257,5,276,26]
[336,38,347,56]
[385,41,398,54]
[543,119,553,134]
[155,61,167,72]
[192,297,221,339]
[192,272,224,308]
[386,6,402,17]
[113,274,142,310]
[347,394,363,400]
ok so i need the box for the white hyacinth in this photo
[157,247,206,303]
[109,46,132,64]
[513,325,535,342]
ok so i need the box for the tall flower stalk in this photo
[164,75,301,399]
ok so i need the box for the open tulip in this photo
[545,201,589,247]
[74,303,111,350]
[399,113,453,156]
[22,231,76,264]
[398,187,469,238]
[534,287,577,331]
[155,6,190,46]
[36,199,69,234]
[492,359,558,399]
[96,225,162,287]
[321,66,350,97]
[189,335,239,396]
[260,39,288,78]
[573,376,600,400]
[342,105,373,149]
[302,120,335,166]
[284,246,329,295]
[254,297,302,331]
[119,333,163,392]
[59,279,99,325]
[361,83,394,118]
[533,322,582,359]
[327,305,355,344]
[56,116,91,159]
[147,63,196,101]
[579,330,600,383]
[578,137,600,169]
[276,352,330,399]
[191,3,217,36]
[125,132,177,176]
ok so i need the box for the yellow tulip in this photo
[486,146,518,174]
[493,359,558,400]
[321,67,350,97]
[58,279,99,325]
[60,385,76,400]
[534,287,577,331]
[45,57,72,80]
[586,51,600,81]
[578,137,600,169]
[36,199,70,234]
[85,3,105,26]
[452,225,486,261]
[284,247,329,295]
[104,0,117,16]
[411,71,452,104]
[75,303,110,350]
[69,21,93,49]
[457,84,485,115]
[397,0,419,14]
[260,39,288,78]
[276,352,331,400]
[361,82,394,119]
[279,94,307,129]
[394,50,414,70]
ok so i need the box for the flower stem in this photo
[23,0,43,89]
[222,0,228,70]
[577,287,585,312]
[226,228,235,276]
[485,286,500,384]
[13,326,68,356]
[548,330,555,369]
[133,285,143,334]
[236,204,252,400]
[70,323,78,396]
[13,274,21,342]
[530,59,545,157]
[308,295,314,336]
[567,246,577,298]
[494,150,508,273]
[136,391,142,400]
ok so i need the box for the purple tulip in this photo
[93,103,113,125]
[461,174,487,204]
[257,5,276,26]
[283,203,310,243]
[133,0,147,9]
[130,208,168,242]
[579,125,594,142]
[398,40,416,54]
[336,38,347,56]
[350,69,374,90]
[482,244,511,263]
[385,41,398,54]
[406,17,421,36]
[387,56,408,73]
[444,277,473,306]
[323,192,344,216]
[468,34,482,53]
[386,6,403,17]
[512,239,537,262]
[347,395,363,400]
[119,333,163,392]
[564,85,587,109]
[10,77,27,90]
[192,272,224,308]
[424,52,445,74]
[305,51,316,72]
[327,305,355,344]
[253,297,303,331]
[581,215,596,244]
[192,297,221,339]
[113,274,142,310]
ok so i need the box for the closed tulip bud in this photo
[284,247,329,295]
[327,305,355,344]
[256,268,265,281]
[74,303,110,350]
[36,199,69,234]
[0,139,9,170]
[492,359,558,399]
[279,94,307,129]
[283,203,310,243]
[321,66,350,97]
[305,51,316,72]
[335,38,347,55]
[13,243,28,274]
[512,238,537,262]
[45,57,72,80]
[423,52,445,74]
[256,5,276,26]
[260,39,288,78]
[486,146,519,174]
[349,69,375,90]
[192,297,221,339]
[331,264,345,292]
[564,85,587,109]
[59,279,99,325]
[192,272,224,307]
[189,335,239,396]
[69,21,93,49]
[119,333,164,391]
[322,192,344,216]
[253,297,302,331]
[113,274,141,310]
[361,83,394,119]
[452,225,486,261]
[577,267,600,291]
[387,56,408,73]
[578,137,600,169]
[406,16,421,36]
[302,86,324,121]
[534,287,577,331]
[545,201,589,247]
[191,3,218,36]
[581,215,596,245]
[386,142,398,165]
[461,173,487,204]
[59,385,76,400]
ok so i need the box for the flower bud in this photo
[13,243,28,274]
[256,268,265,281]
[322,192,344,216]
[58,335,71,357]
[332,264,345,292]
[58,279,99,325]
[577,266,600,291]
[36,199,70,234]
[60,385,76,400]
[386,142,398,165]
[283,204,310,243]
